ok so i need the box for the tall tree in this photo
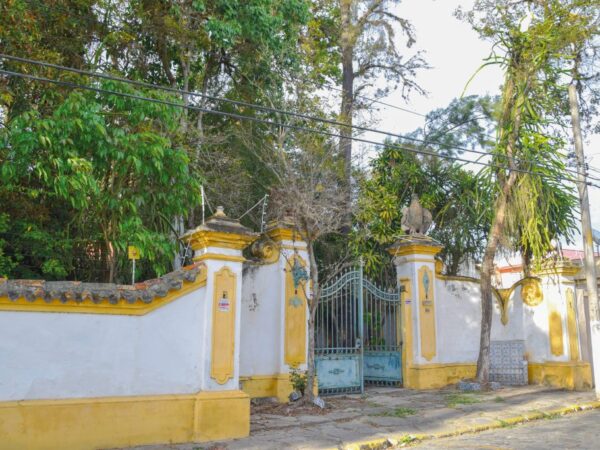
[459,0,583,384]
[337,0,426,209]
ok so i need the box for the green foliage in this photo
[289,368,308,395]
[0,80,200,282]
[353,143,491,276]
[445,393,482,408]
[373,407,417,418]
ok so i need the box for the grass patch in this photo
[494,396,505,403]
[541,411,562,420]
[445,393,482,408]
[373,407,417,418]
[497,419,514,428]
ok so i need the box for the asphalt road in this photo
[415,409,600,450]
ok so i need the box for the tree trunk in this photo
[568,80,600,395]
[340,0,354,224]
[477,177,514,384]
[304,239,319,403]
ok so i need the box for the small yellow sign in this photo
[128,246,140,260]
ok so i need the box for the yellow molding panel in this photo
[404,363,477,390]
[0,273,207,316]
[193,253,246,263]
[211,267,237,384]
[418,265,436,361]
[0,390,249,450]
[528,361,592,390]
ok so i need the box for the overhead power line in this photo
[1,68,600,190]
[4,53,599,182]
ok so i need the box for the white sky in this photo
[363,0,600,248]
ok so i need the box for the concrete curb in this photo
[335,400,600,450]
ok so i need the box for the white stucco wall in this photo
[239,243,310,378]
[0,287,206,401]
[435,279,481,363]
[240,261,283,376]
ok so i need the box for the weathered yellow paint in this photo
[566,288,580,361]
[520,278,543,307]
[193,252,246,263]
[0,268,207,316]
[0,390,249,450]
[211,266,237,384]
[528,361,592,390]
[399,277,413,386]
[187,230,257,251]
[418,265,436,361]
[548,304,565,357]
[534,259,581,277]
[239,374,317,403]
[387,243,443,258]
[404,363,477,390]
[266,223,303,242]
[284,256,307,368]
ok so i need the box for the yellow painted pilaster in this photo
[211,266,237,384]
[284,256,308,368]
[418,265,436,361]
[400,277,414,387]
[566,288,580,361]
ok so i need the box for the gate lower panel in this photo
[364,351,402,385]
[315,354,361,394]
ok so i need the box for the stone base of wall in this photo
[240,373,318,402]
[528,362,592,390]
[404,363,477,389]
[0,390,249,450]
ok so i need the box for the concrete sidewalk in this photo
[117,386,599,450]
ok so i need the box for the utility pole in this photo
[568,82,600,397]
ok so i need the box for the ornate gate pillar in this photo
[389,237,458,389]
[183,206,258,393]
[528,259,592,390]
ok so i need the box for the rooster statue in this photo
[401,194,433,236]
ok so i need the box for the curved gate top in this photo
[315,265,401,395]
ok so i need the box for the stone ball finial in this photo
[215,206,226,217]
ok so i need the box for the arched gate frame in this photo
[315,265,402,394]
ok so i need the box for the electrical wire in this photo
[4,53,599,182]
[1,68,600,190]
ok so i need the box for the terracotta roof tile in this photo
[0,263,205,305]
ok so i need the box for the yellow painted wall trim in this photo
[566,288,580,361]
[193,253,246,263]
[284,255,308,368]
[266,224,303,243]
[528,361,592,390]
[0,268,207,316]
[404,363,477,390]
[388,242,443,257]
[211,266,237,384]
[0,390,249,450]
[399,277,413,386]
[186,230,256,251]
[240,374,317,403]
[418,265,436,361]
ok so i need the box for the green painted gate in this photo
[315,265,402,394]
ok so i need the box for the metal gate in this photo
[315,265,401,394]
